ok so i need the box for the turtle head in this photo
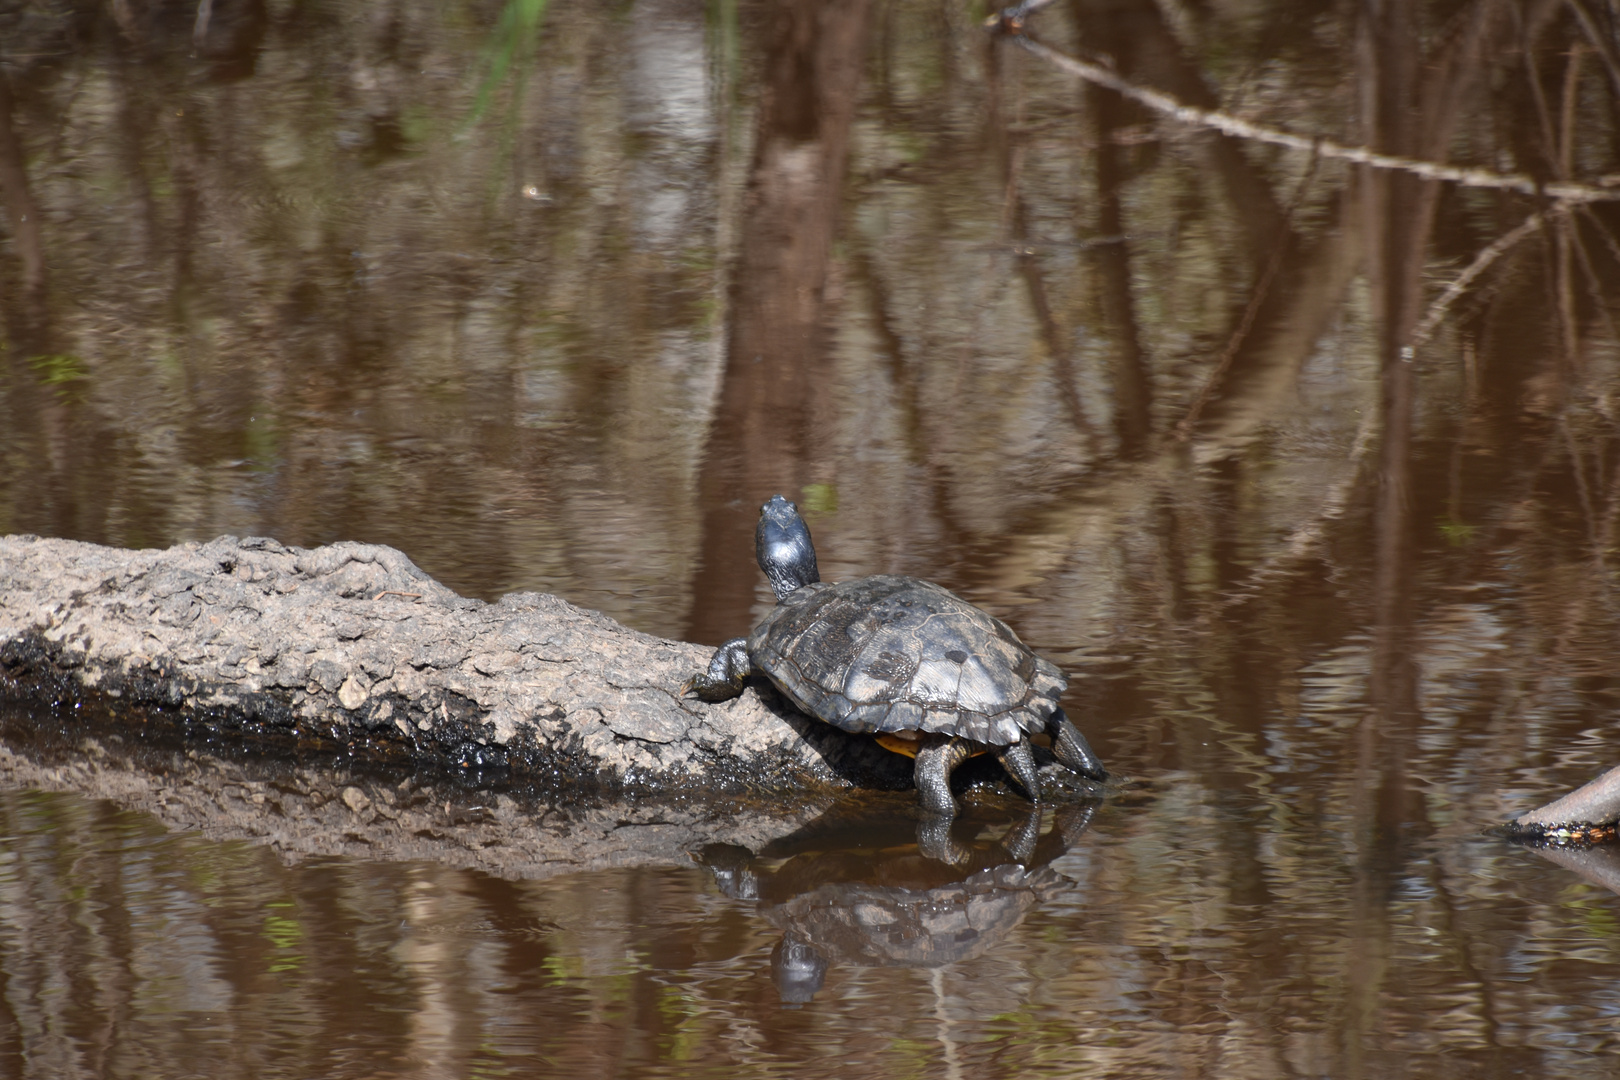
[756,494,820,600]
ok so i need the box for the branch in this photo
[1175,150,1320,440]
[1003,31,1620,204]
[1407,210,1555,351]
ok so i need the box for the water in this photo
[5,0,1620,1073]
[0,770,1617,1077]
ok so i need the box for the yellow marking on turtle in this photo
[875,732,990,759]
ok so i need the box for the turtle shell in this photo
[746,575,1067,746]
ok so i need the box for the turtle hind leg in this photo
[914,736,974,817]
[996,738,1042,804]
[684,638,753,702]
[1048,709,1107,781]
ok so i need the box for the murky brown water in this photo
[5,0,1620,1074]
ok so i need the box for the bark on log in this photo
[0,533,912,797]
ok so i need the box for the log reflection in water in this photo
[0,700,835,881]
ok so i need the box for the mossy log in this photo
[0,533,909,798]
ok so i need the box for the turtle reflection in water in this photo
[688,495,1107,815]
[700,800,1096,1004]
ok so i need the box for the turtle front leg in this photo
[914,736,974,817]
[685,638,753,702]
[1048,709,1107,781]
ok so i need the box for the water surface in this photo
[2,759,1618,1078]
[4,0,1620,1074]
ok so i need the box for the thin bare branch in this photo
[1207,411,1377,613]
[1576,203,1620,268]
[1568,210,1620,347]
[1005,32,1620,203]
[1407,211,1553,350]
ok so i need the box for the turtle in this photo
[687,494,1106,815]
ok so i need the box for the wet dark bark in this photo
[686,0,873,646]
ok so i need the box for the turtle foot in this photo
[686,638,752,702]
[996,739,1042,803]
[1049,710,1107,781]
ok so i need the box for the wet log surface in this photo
[0,533,917,800]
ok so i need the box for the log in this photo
[0,533,911,796]
[1506,763,1620,846]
